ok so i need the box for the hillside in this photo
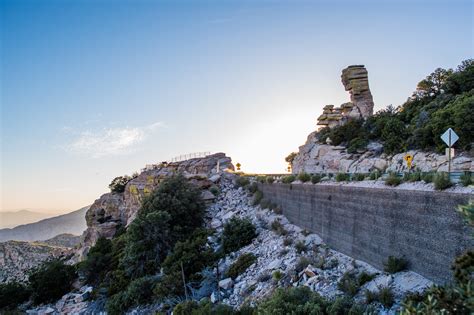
[0,206,89,242]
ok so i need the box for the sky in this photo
[1,0,473,213]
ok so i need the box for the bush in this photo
[226,253,257,279]
[327,296,354,315]
[357,271,376,286]
[173,299,238,315]
[452,250,474,284]
[222,217,257,254]
[281,175,296,184]
[365,289,378,304]
[408,171,422,182]
[257,286,327,314]
[270,220,288,236]
[421,172,434,183]
[29,259,76,305]
[109,175,131,193]
[106,276,156,315]
[384,256,409,274]
[256,176,267,183]
[434,172,452,190]
[337,271,360,296]
[369,170,381,180]
[385,172,402,186]
[352,173,366,181]
[295,241,308,254]
[272,270,283,281]
[285,152,298,164]
[336,173,350,182]
[378,287,395,307]
[297,172,311,183]
[0,282,31,310]
[210,185,220,196]
[295,257,311,273]
[252,190,263,206]
[77,237,113,285]
[235,177,250,187]
[460,173,473,187]
[311,174,321,184]
[266,177,275,184]
[283,237,293,246]
[248,182,258,193]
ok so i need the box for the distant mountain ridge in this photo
[0,210,57,229]
[0,206,89,242]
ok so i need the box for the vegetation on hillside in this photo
[317,60,474,154]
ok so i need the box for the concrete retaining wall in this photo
[259,183,473,283]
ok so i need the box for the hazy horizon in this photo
[1,0,473,213]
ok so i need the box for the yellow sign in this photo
[404,154,413,168]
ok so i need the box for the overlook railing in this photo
[168,152,212,163]
[243,171,473,184]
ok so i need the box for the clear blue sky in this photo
[1,0,472,212]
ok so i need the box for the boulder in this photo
[219,278,234,290]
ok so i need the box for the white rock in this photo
[219,278,234,290]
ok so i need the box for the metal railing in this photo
[168,152,212,163]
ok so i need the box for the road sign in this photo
[441,128,459,147]
[404,154,413,168]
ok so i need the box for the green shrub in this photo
[109,175,131,193]
[327,296,354,315]
[272,270,283,281]
[365,289,378,304]
[357,271,376,286]
[256,176,267,183]
[384,256,409,273]
[222,217,257,254]
[352,173,366,181]
[270,220,288,236]
[421,172,434,183]
[311,174,321,184]
[29,259,76,305]
[226,253,257,279]
[257,286,327,314]
[297,172,311,183]
[408,171,422,182]
[106,276,157,315]
[266,177,275,184]
[434,172,452,190]
[0,282,31,310]
[337,271,359,296]
[378,287,395,307]
[248,182,258,193]
[281,175,296,184]
[452,250,474,284]
[235,177,250,187]
[210,185,220,196]
[252,190,263,206]
[460,172,473,187]
[285,152,298,164]
[457,200,474,227]
[77,237,113,285]
[295,257,311,273]
[336,173,350,182]
[385,172,402,186]
[295,241,308,254]
[369,170,381,180]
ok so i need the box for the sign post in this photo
[440,128,459,174]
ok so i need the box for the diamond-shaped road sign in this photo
[441,128,459,147]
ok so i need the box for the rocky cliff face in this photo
[77,153,233,260]
[292,131,473,174]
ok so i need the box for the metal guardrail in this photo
[168,152,212,163]
[245,171,473,184]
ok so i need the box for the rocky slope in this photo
[206,177,432,312]
[292,131,473,174]
[0,240,75,283]
[0,206,89,242]
[76,152,233,260]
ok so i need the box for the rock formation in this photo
[77,153,233,260]
[292,131,474,174]
[317,65,374,128]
